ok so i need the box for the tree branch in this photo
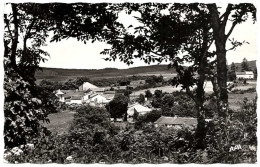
[10,4,19,70]
[24,17,37,51]
[220,5,232,28]
[4,14,13,41]
[226,21,237,39]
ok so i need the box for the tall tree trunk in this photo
[10,4,19,71]
[215,39,228,117]
[207,4,231,116]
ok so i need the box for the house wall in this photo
[236,74,254,79]
[70,99,82,104]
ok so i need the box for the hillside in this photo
[35,64,176,82]
[36,60,256,83]
[228,60,256,71]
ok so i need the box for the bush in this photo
[134,110,162,129]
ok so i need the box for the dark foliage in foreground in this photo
[4,97,257,163]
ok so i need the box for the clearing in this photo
[43,110,75,134]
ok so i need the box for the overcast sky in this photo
[2,1,258,69]
[38,4,257,69]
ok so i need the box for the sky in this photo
[2,1,258,70]
[37,4,257,69]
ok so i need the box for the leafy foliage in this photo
[106,94,129,121]
[241,57,251,72]
[4,60,50,148]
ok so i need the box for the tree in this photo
[4,3,54,147]
[227,62,237,81]
[145,90,153,99]
[241,57,250,72]
[101,3,256,149]
[106,94,129,121]
[101,3,215,148]
[154,90,163,99]
[207,4,256,115]
[3,3,120,147]
[253,67,257,79]
[137,93,145,104]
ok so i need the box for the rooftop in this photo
[236,71,254,75]
[154,116,197,126]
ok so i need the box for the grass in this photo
[43,110,75,134]
[228,92,257,110]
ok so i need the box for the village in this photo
[52,69,256,129]
[3,2,257,164]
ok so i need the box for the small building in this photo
[78,82,98,91]
[68,96,83,104]
[82,89,94,101]
[55,89,65,102]
[127,103,152,116]
[154,116,197,129]
[236,71,254,79]
[86,94,111,106]
[92,87,105,94]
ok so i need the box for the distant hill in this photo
[35,64,176,82]
[36,60,256,83]
[228,60,256,71]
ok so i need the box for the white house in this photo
[78,82,98,91]
[86,94,111,106]
[236,71,254,79]
[127,103,152,117]
[92,87,105,94]
[82,89,94,101]
[55,89,65,102]
[69,96,83,104]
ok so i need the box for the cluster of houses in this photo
[55,82,115,107]
[54,81,205,129]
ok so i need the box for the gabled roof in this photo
[64,91,84,98]
[127,103,152,116]
[236,71,254,75]
[92,88,105,92]
[81,82,98,89]
[56,89,64,95]
[133,104,152,113]
[154,116,197,126]
[71,96,82,100]
[104,91,116,94]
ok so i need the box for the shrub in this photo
[134,110,162,129]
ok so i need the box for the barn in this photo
[236,71,254,79]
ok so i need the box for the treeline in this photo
[38,75,170,91]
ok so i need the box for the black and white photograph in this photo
[1,0,258,164]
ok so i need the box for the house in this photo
[236,71,254,79]
[63,91,85,104]
[154,116,197,128]
[92,87,105,94]
[78,82,98,91]
[69,96,83,104]
[86,94,111,106]
[127,103,152,117]
[82,89,94,101]
[55,89,65,102]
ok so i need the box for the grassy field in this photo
[35,64,175,83]
[43,110,75,134]
[229,92,257,110]
[35,60,256,83]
